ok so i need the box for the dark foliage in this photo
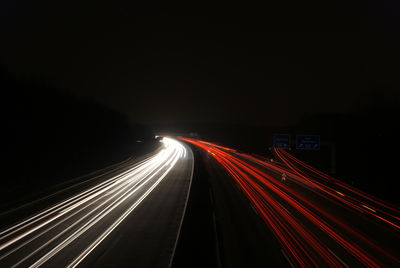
[0,69,157,205]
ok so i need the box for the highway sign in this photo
[273,134,290,149]
[296,135,320,150]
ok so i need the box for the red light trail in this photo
[180,137,400,267]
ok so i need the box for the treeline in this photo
[0,69,158,203]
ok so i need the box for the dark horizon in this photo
[2,1,400,127]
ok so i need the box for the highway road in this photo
[0,137,194,268]
[181,137,400,267]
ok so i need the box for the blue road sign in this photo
[296,135,320,150]
[273,134,290,149]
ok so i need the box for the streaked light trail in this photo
[0,137,188,267]
[181,137,400,267]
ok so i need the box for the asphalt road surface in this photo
[181,137,400,267]
[0,137,194,268]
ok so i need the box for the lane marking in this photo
[250,204,259,216]
[362,205,376,213]
[336,191,345,197]
[328,248,349,268]
[277,202,291,215]
[281,249,295,268]
[168,142,195,268]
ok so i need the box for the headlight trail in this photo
[0,137,189,267]
[181,137,400,267]
[0,156,156,241]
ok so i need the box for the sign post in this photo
[296,135,320,150]
[273,134,291,149]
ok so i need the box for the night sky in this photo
[1,0,400,126]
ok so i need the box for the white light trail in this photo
[0,137,188,268]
